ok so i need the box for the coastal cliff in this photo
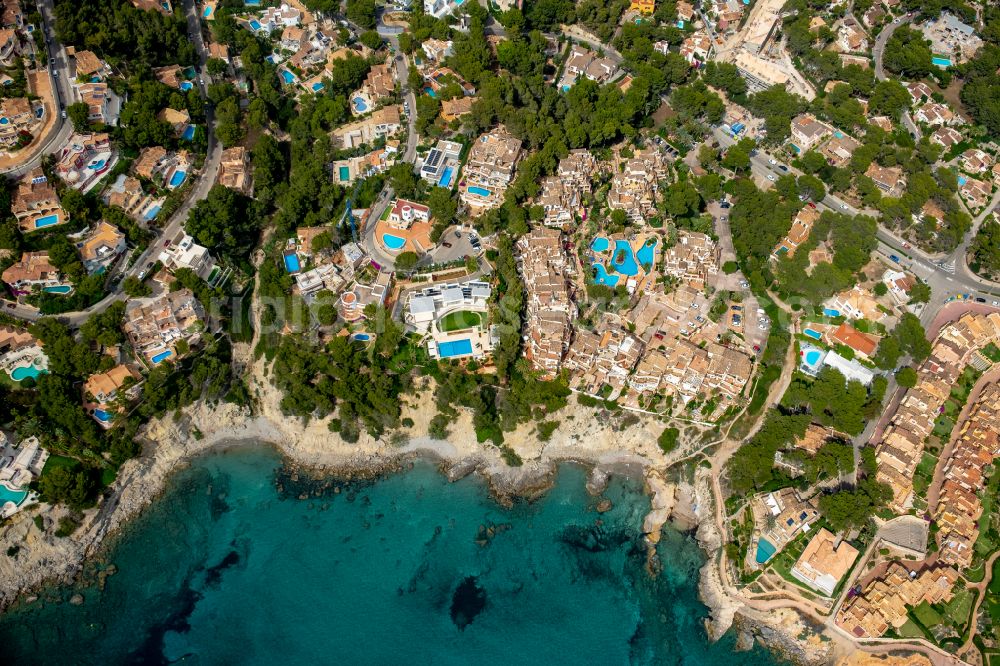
[0,356,683,611]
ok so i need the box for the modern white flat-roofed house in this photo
[159,232,216,281]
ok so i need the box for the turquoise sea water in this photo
[0,446,782,665]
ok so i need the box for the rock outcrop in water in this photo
[449,576,486,630]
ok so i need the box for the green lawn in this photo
[945,588,976,626]
[912,600,944,627]
[438,310,483,332]
[42,454,78,474]
[898,618,926,639]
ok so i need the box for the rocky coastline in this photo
[0,358,825,664]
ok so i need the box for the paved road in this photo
[3,0,221,326]
[0,0,74,178]
[872,17,920,139]
[711,127,999,319]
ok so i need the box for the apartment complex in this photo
[875,312,1000,512]
[660,232,719,288]
[607,147,671,224]
[837,563,958,637]
[517,227,575,378]
[459,126,523,213]
[933,384,1000,569]
[535,149,597,227]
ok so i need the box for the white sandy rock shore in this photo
[0,359,693,612]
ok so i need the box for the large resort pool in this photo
[590,235,659,289]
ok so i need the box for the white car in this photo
[841,203,849,210]
[766,174,776,181]
[768,158,776,165]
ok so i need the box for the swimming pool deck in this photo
[588,232,662,293]
[371,213,433,257]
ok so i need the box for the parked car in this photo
[889,255,900,263]
[442,241,452,248]
[779,165,788,172]
[752,344,761,353]
[976,297,986,303]
[766,174,775,181]
[720,202,731,209]
[768,158,776,165]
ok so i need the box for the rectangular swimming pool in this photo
[437,338,473,358]
[438,166,454,188]
[283,253,301,273]
[151,350,173,364]
[34,214,59,228]
[803,328,822,340]
[467,186,491,197]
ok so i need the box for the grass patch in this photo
[898,618,926,639]
[438,310,483,332]
[912,600,944,627]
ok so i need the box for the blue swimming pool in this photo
[245,0,261,5]
[280,70,296,84]
[438,338,473,358]
[352,333,371,342]
[88,158,107,170]
[265,54,276,64]
[467,186,491,197]
[144,205,161,221]
[803,350,823,367]
[561,84,571,93]
[382,234,406,251]
[338,166,350,182]
[151,350,173,364]
[0,484,27,508]
[439,166,454,188]
[250,19,261,30]
[182,124,196,141]
[43,285,72,294]
[94,408,113,423]
[803,328,822,340]
[755,538,776,564]
[203,6,212,17]
[180,81,193,91]
[424,87,437,98]
[958,175,967,186]
[636,237,657,268]
[591,236,609,253]
[611,239,639,276]
[34,214,59,228]
[353,96,367,112]
[822,308,841,318]
[592,263,620,287]
[10,365,43,381]
[312,82,325,92]
[283,253,301,273]
[932,56,951,67]
[169,170,187,188]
